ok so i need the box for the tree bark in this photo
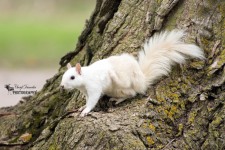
[1,0,225,149]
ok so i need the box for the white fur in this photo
[60,30,205,116]
[138,30,205,85]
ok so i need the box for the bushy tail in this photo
[138,30,205,86]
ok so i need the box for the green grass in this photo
[0,17,82,68]
[0,1,95,68]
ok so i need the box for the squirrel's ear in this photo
[67,63,72,69]
[75,63,81,75]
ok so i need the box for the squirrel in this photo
[60,30,205,117]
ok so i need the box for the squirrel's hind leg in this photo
[109,88,137,104]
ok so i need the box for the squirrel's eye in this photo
[70,76,75,80]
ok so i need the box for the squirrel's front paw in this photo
[80,108,91,117]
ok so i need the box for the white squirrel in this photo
[60,30,205,117]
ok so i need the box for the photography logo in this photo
[4,84,37,95]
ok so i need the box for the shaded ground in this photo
[0,69,56,107]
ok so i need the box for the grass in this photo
[0,17,82,68]
[0,1,95,68]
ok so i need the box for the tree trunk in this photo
[1,0,225,149]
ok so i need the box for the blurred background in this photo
[0,0,95,107]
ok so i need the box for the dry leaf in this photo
[19,133,32,143]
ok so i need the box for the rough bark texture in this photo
[0,0,225,149]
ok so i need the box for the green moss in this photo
[210,116,223,129]
[188,94,197,103]
[180,83,189,93]
[25,122,31,129]
[157,144,164,149]
[218,2,225,18]
[176,123,183,136]
[142,123,148,129]
[156,91,166,103]
[146,136,155,145]
[200,37,211,53]
[180,101,186,110]
[9,137,20,144]
[156,83,181,103]
[188,111,197,125]
[170,93,180,103]
[149,123,156,132]
[213,131,219,138]
[217,49,225,66]
[48,144,60,150]
[157,0,162,4]
[167,105,179,122]
[171,87,177,92]
[190,61,205,69]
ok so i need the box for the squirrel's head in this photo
[60,63,83,90]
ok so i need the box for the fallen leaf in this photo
[19,133,32,143]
